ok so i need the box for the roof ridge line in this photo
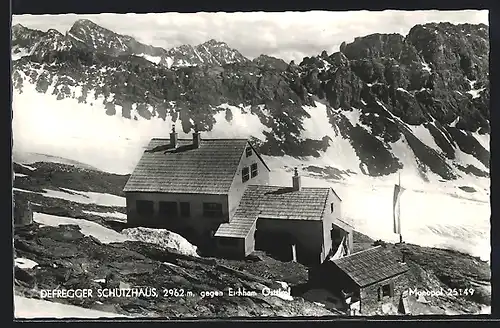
[336,245,382,259]
[319,189,329,220]
[248,184,331,189]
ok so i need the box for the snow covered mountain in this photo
[11,20,490,181]
[11,20,491,260]
[12,19,248,67]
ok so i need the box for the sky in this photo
[12,10,488,62]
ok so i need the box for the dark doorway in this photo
[254,229,295,262]
[296,244,318,266]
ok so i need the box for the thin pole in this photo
[399,172,402,244]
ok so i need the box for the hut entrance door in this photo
[254,229,295,262]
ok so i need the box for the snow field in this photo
[12,77,491,261]
[14,295,128,318]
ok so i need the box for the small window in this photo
[180,202,190,218]
[251,163,258,178]
[242,167,250,183]
[203,202,223,218]
[219,237,240,247]
[136,200,154,217]
[245,147,253,157]
[330,203,334,213]
[159,201,178,218]
[380,283,393,299]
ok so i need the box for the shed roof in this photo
[237,185,331,220]
[123,138,267,194]
[215,185,337,238]
[331,246,409,288]
[215,216,257,238]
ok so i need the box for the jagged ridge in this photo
[11,20,490,181]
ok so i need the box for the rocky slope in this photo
[11,20,490,182]
[15,224,334,318]
[13,162,491,317]
[12,161,332,318]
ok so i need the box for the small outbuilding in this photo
[13,193,34,227]
[308,245,410,315]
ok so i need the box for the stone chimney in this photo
[170,126,178,148]
[292,167,301,191]
[192,124,201,148]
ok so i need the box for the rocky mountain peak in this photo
[69,18,104,34]
[11,24,44,44]
[168,44,195,55]
[194,39,248,65]
[343,33,405,61]
[252,54,288,70]
[46,29,63,37]
[67,19,133,56]
[11,20,250,68]
[201,39,227,47]
[12,23,27,34]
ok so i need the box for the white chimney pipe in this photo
[292,167,301,191]
[192,124,201,148]
[170,126,178,148]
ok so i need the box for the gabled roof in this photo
[215,185,335,238]
[331,246,409,288]
[123,138,268,194]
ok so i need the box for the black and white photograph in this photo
[11,9,491,318]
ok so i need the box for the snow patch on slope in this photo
[454,148,488,172]
[60,188,125,207]
[137,53,162,65]
[471,132,490,151]
[302,103,362,173]
[82,210,127,221]
[33,212,133,243]
[466,80,485,99]
[407,125,441,153]
[15,258,39,269]
[38,187,126,207]
[12,47,31,61]
[203,103,270,140]
[14,295,127,318]
[13,74,176,174]
[13,77,273,174]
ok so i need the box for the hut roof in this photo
[123,138,269,194]
[331,246,409,288]
[215,185,347,238]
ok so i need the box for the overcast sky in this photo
[12,10,488,62]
